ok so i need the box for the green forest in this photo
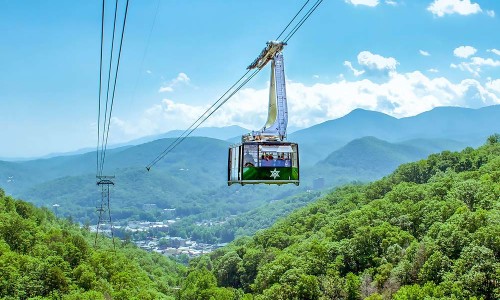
[1,138,500,299]
[180,139,500,299]
[0,191,186,299]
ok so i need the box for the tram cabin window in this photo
[243,144,258,167]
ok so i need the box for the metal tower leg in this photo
[95,176,116,249]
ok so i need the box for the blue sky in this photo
[1,0,499,157]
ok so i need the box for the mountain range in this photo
[291,105,500,166]
[1,105,499,223]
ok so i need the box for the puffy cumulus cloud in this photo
[419,50,431,56]
[427,0,482,17]
[486,79,500,93]
[345,0,379,7]
[242,74,499,124]
[451,56,500,77]
[454,45,477,58]
[110,88,269,142]
[488,49,500,56]
[385,0,398,6]
[428,68,439,73]
[111,71,500,142]
[357,51,398,75]
[470,57,500,67]
[158,72,191,93]
[458,79,500,108]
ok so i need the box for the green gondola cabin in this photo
[227,41,300,186]
[228,141,299,185]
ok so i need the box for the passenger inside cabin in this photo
[261,152,274,166]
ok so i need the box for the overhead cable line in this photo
[275,0,310,40]
[146,69,259,170]
[283,0,323,43]
[96,0,106,176]
[99,0,120,176]
[99,0,130,176]
[146,0,323,170]
[146,69,253,170]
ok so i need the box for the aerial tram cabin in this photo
[228,141,299,185]
[228,41,300,186]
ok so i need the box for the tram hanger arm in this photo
[247,41,286,70]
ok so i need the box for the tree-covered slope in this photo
[180,139,500,299]
[303,136,465,187]
[0,189,185,300]
[320,136,425,175]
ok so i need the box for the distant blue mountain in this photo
[122,125,249,146]
[303,136,467,187]
[4,125,249,161]
[290,105,500,166]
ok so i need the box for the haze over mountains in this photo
[291,105,500,166]
[1,105,499,222]
[0,125,250,161]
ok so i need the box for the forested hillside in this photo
[180,138,500,299]
[0,190,185,300]
[302,136,444,186]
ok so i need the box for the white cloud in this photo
[175,73,190,83]
[146,70,152,74]
[470,57,500,67]
[428,68,439,73]
[454,45,477,58]
[110,98,209,139]
[111,69,500,143]
[345,0,379,7]
[158,72,191,93]
[158,86,173,93]
[357,51,398,74]
[487,49,500,56]
[419,50,430,56]
[486,79,500,93]
[428,0,493,17]
[385,0,398,6]
[313,74,320,79]
[452,56,500,76]
[344,61,365,76]
[427,0,482,17]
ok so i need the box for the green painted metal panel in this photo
[242,167,299,181]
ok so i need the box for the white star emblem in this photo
[270,168,280,179]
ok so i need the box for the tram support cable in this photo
[146,69,260,170]
[145,0,323,170]
[99,0,120,176]
[99,0,130,176]
[96,0,106,176]
[283,0,323,43]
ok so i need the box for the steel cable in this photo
[145,0,323,170]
